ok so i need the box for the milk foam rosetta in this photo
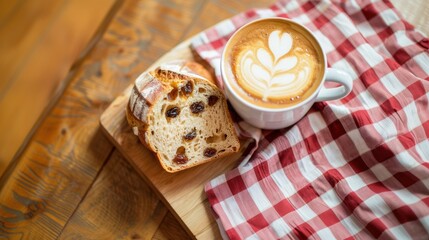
[230,21,324,108]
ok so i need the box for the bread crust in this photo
[126,60,239,172]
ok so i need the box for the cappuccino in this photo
[226,19,324,109]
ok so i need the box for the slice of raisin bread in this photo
[126,61,240,173]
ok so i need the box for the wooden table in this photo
[1,0,428,239]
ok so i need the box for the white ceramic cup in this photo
[221,17,353,129]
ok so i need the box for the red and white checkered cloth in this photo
[191,0,429,239]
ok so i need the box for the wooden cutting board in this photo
[100,39,247,239]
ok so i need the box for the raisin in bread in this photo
[126,61,240,172]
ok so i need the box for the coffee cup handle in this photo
[315,68,353,102]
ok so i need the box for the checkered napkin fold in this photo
[191,0,429,239]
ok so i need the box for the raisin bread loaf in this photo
[126,61,240,172]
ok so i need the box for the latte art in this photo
[228,20,324,108]
[238,30,316,101]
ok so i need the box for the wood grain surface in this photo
[0,0,119,175]
[0,0,428,239]
[57,150,168,239]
